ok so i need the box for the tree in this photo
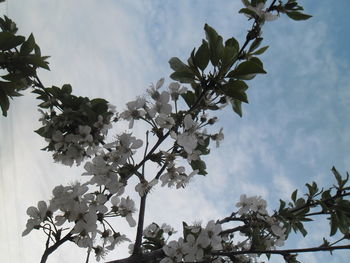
[0,0,349,262]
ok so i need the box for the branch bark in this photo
[106,249,164,263]
[132,195,147,255]
[212,244,350,257]
[40,233,72,263]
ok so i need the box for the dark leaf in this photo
[62,84,72,94]
[239,8,258,18]
[230,98,243,117]
[0,88,9,116]
[291,189,298,202]
[330,213,338,236]
[0,31,25,50]
[181,91,196,107]
[220,45,237,76]
[25,55,50,70]
[20,33,36,55]
[248,37,263,53]
[191,159,207,175]
[227,60,266,79]
[253,46,269,55]
[331,166,342,187]
[221,80,249,103]
[286,11,312,21]
[170,71,195,83]
[225,37,239,52]
[194,41,210,71]
[296,222,307,237]
[204,24,223,66]
[169,57,192,73]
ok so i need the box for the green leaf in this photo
[296,222,307,237]
[241,0,250,7]
[0,88,10,116]
[253,46,269,55]
[291,189,298,202]
[191,159,207,175]
[227,60,266,79]
[230,98,243,117]
[279,199,286,211]
[321,189,331,201]
[239,8,257,18]
[285,2,299,10]
[0,80,26,96]
[187,48,198,75]
[196,137,210,155]
[20,33,35,55]
[0,32,25,50]
[34,44,41,56]
[286,11,312,21]
[248,37,263,53]
[62,84,72,94]
[91,98,109,116]
[330,213,338,236]
[25,55,50,70]
[181,91,196,107]
[182,221,189,238]
[221,80,249,103]
[220,46,236,71]
[191,82,202,96]
[168,57,192,73]
[225,37,239,52]
[331,166,342,187]
[204,24,223,66]
[170,71,195,83]
[194,41,210,71]
[295,198,306,207]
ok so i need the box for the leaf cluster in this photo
[169,23,268,118]
[277,167,350,239]
[33,84,113,151]
[269,0,312,21]
[0,16,49,116]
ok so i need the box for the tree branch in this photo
[132,195,147,255]
[106,249,164,263]
[212,244,350,257]
[40,232,72,263]
[288,192,350,215]
[220,226,246,235]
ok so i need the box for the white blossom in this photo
[120,97,146,129]
[242,1,278,22]
[135,179,158,197]
[168,82,187,101]
[236,194,267,215]
[22,201,49,236]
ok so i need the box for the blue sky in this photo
[0,0,349,262]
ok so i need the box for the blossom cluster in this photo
[38,104,114,166]
[116,79,224,190]
[17,0,322,262]
[241,0,278,23]
[235,195,286,250]
[143,222,176,239]
[25,77,227,261]
[22,182,135,260]
[160,221,223,263]
[157,195,287,263]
